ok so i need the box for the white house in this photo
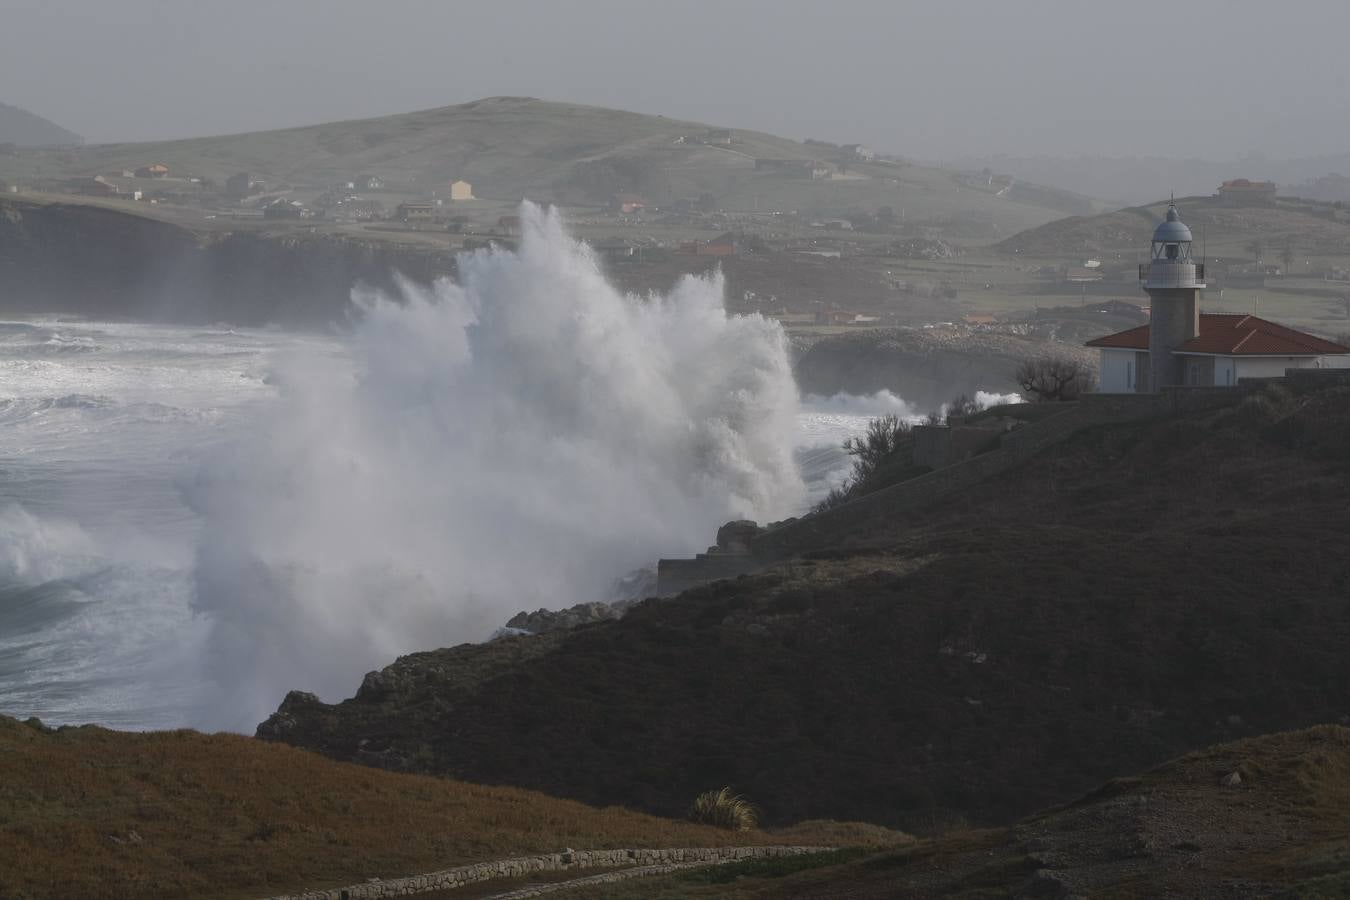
[1089,313,1350,392]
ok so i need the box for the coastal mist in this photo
[189,203,805,729]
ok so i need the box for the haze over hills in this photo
[0,101,82,147]
[943,151,1350,208]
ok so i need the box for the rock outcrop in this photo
[504,602,621,635]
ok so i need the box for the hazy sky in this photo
[3,0,1348,160]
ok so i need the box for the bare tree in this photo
[1015,356,1096,401]
[1280,241,1295,274]
[842,414,910,482]
[944,392,981,422]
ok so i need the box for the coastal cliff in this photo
[259,379,1350,830]
[0,197,456,326]
[791,327,1098,407]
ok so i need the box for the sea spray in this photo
[188,202,804,729]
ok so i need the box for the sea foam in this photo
[189,202,804,729]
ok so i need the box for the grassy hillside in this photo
[260,377,1350,834]
[0,716,876,900]
[585,726,1350,897]
[996,194,1350,259]
[0,96,1090,231]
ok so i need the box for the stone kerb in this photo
[262,845,827,900]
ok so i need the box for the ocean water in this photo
[0,315,890,731]
[0,210,1008,732]
[0,319,334,728]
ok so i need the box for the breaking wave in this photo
[189,202,804,729]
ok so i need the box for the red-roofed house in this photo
[1217,178,1277,205]
[1087,314,1350,391]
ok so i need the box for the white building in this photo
[1089,313,1350,392]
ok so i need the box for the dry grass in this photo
[689,788,758,831]
[0,717,846,900]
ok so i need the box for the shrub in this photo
[814,415,914,513]
[1015,356,1096,401]
[689,787,758,831]
[1239,383,1297,425]
[842,414,911,482]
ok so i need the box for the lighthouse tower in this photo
[1140,203,1205,390]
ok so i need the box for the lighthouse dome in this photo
[1152,204,1193,243]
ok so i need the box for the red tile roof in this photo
[1085,314,1350,356]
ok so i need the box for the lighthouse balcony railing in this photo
[1139,262,1204,286]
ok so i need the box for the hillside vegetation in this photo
[261,378,1350,834]
[0,716,877,900]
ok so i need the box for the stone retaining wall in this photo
[263,845,826,900]
[656,554,760,598]
[484,857,763,899]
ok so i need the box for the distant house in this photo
[594,237,641,261]
[842,144,875,161]
[262,198,306,219]
[1065,266,1104,283]
[446,179,474,201]
[677,233,737,257]
[134,164,169,178]
[1217,178,1277,205]
[396,201,437,223]
[704,232,737,256]
[612,193,645,214]
[497,214,521,235]
[962,314,998,326]
[814,309,857,326]
[703,129,733,146]
[358,175,384,190]
[225,172,254,199]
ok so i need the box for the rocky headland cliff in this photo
[0,197,455,326]
[791,326,1098,408]
[259,378,1350,831]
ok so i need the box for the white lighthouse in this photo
[1088,201,1350,391]
[1140,203,1205,390]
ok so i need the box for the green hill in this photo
[0,96,1091,230]
[0,102,82,147]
